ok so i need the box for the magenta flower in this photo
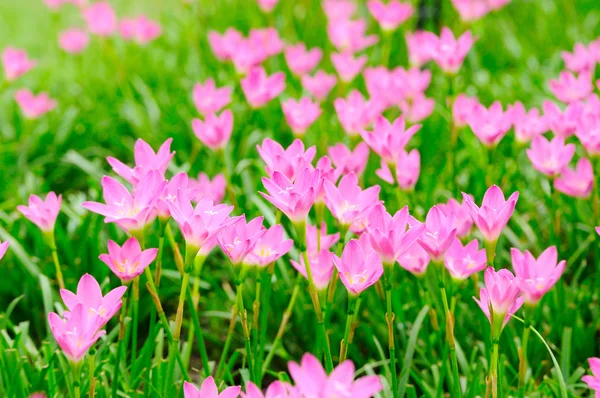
[526,135,575,177]
[244,224,293,267]
[367,0,413,31]
[562,43,597,74]
[282,97,322,135]
[462,185,519,243]
[398,243,430,276]
[291,249,335,290]
[323,172,381,226]
[450,0,489,21]
[243,381,293,398]
[549,70,593,104]
[431,27,474,74]
[17,192,62,232]
[314,156,338,204]
[14,90,57,119]
[257,0,279,12]
[285,43,322,76]
[193,79,232,116]
[576,114,600,155]
[156,172,195,219]
[334,90,380,136]
[306,223,340,255]
[438,197,473,238]
[555,157,594,198]
[510,102,547,144]
[184,377,241,398]
[107,138,174,184]
[217,215,265,265]
[360,115,421,164]
[2,47,36,81]
[391,67,431,98]
[192,110,233,150]
[331,52,368,83]
[328,142,369,177]
[256,138,316,182]
[249,28,284,57]
[260,168,319,223]
[364,66,395,107]
[582,358,600,395]
[241,67,286,108]
[405,30,438,67]
[82,171,166,234]
[333,238,384,296]
[543,100,583,137]
[467,101,513,147]
[327,18,378,53]
[444,238,486,280]
[82,2,117,36]
[0,241,9,261]
[398,94,435,124]
[99,237,158,282]
[511,246,566,305]
[322,0,356,21]
[301,70,337,101]
[452,94,482,128]
[119,15,161,44]
[58,29,89,54]
[417,206,457,263]
[189,173,226,203]
[230,39,268,74]
[395,149,421,190]
[208,28,244,62]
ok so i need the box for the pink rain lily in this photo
[58,29,89,54]
[217,215,266,265]
[256,138,316,182]
[462,185,519,243]
[229,39,268,74]
[107,138,174,184]
[241,67,286,108]
[333,238,383,296]
[467,101,513,147]
[444,238,487,280]
[452,94,482,128]
[331,52,368,83]
[322,0,356,21]
[99,238,158,282]
[282,97,322,135]
[405,30,438,67]
[395,149,421,190]
[301,70,337,101]
[391,67,432,100]
[192,109,233,150]
[306,223,340,255]
[193,79,232,116]
[328,142,369,177]
[257,0,279,12]
[367,0,413,31]
[511,246,566,305]
[314,156,338,203]
[417,206,457,263]
[334,90,381,136]
[431,27,475,74]
[243,381,294,398]
[473,267,523,336]
[189,173,226,203]
[249,28,284,58]
[245,224,293,267]
[576,113,600,155]
[17,192,62,232]
[555,157,594,198]
[208,28,244,62]
[360,115,421,164]
[549,70,593,104]
[82,2,117,36]
[0,240,9,261]
[526,135,576,177]
[510,102,547,144]
[291,249,335,290]
[398,243,430,276]
[14,90,57,119]
[183,377,241,398]
[119,15,161,44]
[155,173,192,219]
[450,0,489,21]
[2,47,36,81]
[399,94,435,124]
[327,18,378,53]
[260,168,320,223]
[562,43,597,74]
[323,172,381,226]
[543,100,583,137]
[438,197,473,238]
[285,43,322,76]
[582,358,600,395]
[363,66,395,107]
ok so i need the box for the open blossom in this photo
[249,28,284,57]
[444,238,486,280]
[193,79,232,115]
[467,101,513,147]
[241,67,286,108]
[327,18,378,53]
[399,94,435,124]
[549,70,593,104]
[328,142,369,177]
[367,0,413,31]
[285,44,322,76]
[155,173,193,219]
[2,47,36,81]
[107,138,174,184]
[398,243,430,276]
[562,43,597,74]
[543,100,583,137]
[208,28,244,61]
[331,52,367,83]
[190,173,226,203]
[360,115,421,164]
[183,377,241,398]
[394,149,421,190]
[301,70,337,101]
[14,90,57,119]
[217,216,265,265]
[245,224,293,266]
[576,114,600,155]
[555,157,594,198]
[82,2,117,36]
[257,0,279,12]
[257,138,316,182]
[431,28,474,74]
[322,0,356,21]
[391,67,431,98]
[0,241,8,261]
[334,90,380,136]
[260,168,320,223]
[438,197,473,238]
[243,381,294,398]
[324,172,381,226]
[451,0,489,21]
[119,15,161,44]
[192,110,233,150]
[58,29,89,53]
[315,157,337,203]
[99,238,158,281]
[453,94,482,128]
[282,97,322,135]
[462,185,519,243]
[17,192,62,232]
[333,238,383,295]
[474,268,523,335]
[526,135,575,177]
[417,206,457,263]
[511,246,566,304]
[510,102,547,143]
[291,249,335,290]
[363,67,394,107]
[405,30,437,67]
[582,358,600,395]
[306,223,340,255]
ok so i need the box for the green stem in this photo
[165,269,191,393]
[258,264,274,385]
[45,232,65,290]
[384,267,399,398]
[165,223,185,274]
[485,240,497,268]
[339,295,358,363]
[130,276,139,370]
[216,305,238,381]
[71,361,82,398]
[252,268,262,385]
[439,279,461,398]
[518,315,531,398]
[155,233,165,287]
[111,286,130,397]
[235,279,255,382]
[489,342,499,398]
[88,351,95,398]
[185,276,211,377]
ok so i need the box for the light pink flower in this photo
[208,28,244,61]
[452,94,482,128]
[363,66,394,107]
[417,206,457,263]
[155,172,194,219]
[582,358,600,395]
[462,185,519,243]
[301,70,337,101]
[257,138,316,182]
[576,113,600,155]
[260,168,320,223]
[509,102,547,144]
[99,238,158,282]
[189,173,226,203]
[431,27,475,74]
[315,156,338,204]
[14,90,57,119]
[230,38,268,74]
[334,90,381,136]
[193,79,232,115]
[331,52,367,83]
[306,223,340,255]
[399,94,435,124]
[549,70,593,104]
[323,172,381,226]
[257,0,279,12]
[282,97,322,135]
[511,246,566,305]
[555,157,594,198]
[327,18,378,53]
[192,110,233,150]
[543,100,583,137]
[451,0,489,21]
[119,15,161,44]
[395,149,421,190]
[285,43,322,76]
[241,67,286,108]
[183,377,241,398]
[405,30,438,67]
[249,28,284,58]
[82,2,117,36]
[360,115,420,164]
[242,381,294,398]
[467,101,513,147]
[58,29,89,54]
[217,215,265,265]
[438,197,473,238]
[106,138,174,185]
[562,43,597,74]
[328,142,369,177]
[367,0,413,31]
[526,135,575,177]
[17,192,62,232]
[398,243,430,276]
[333,238,383,295]
[2,47,36,81]
[291,249,335,290]
[245,224,293,267]
[391,67,432,101]
[322,0,356,21]
[444,238,486,280]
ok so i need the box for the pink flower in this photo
[192,79,232,115]
[555,157,594,198]
[391,67,432,100]
[549,70,593,104]
[306,223,340,255]
[322,0,356,21]
[249,28,284,57]
[244,224,293,267]
[398,243,430,276]
[444,238,486,280]
[467,101,513,147]
[257,0,279,12]
[327,18,378,53]
[58,29,89,54]
[511,246,566,305]
[217,215,265,265]
[106,138,174,184]
[208,28,244,61]
[82,171,166,234]
[291,249,335,290]
[257,138,316,182]
[405,30,438,67]
[328,142,369,177]
[474,267,523,336]
[99,238,158,282]
[192,110,233,150]
[82,2,117,36]
[462,185,519,243]
[399,94,435,124]
[331,52,367,83]
[243,381,294,398]
[582,358,600,395]
[395,149,421,190]
[543,100,583,137]
[241,67,286,108]
[230,39,268,74]
[450,0,489,21]
[189,173,226,203]
[438,197,473,238]
[282,97,322,135]
[183,377,241,398]
[285,43,322,76]
[334,90,380,136]
[155,172,194,219]
[576,113,600,155]
[119,15,161,44]
[324,172,381,226]
[367,0,413,31]
[431,27,475,74]
[315,156,338,203]
[260,168,320,223]
[333,238,383,295]
[562,43,597,74]
[452,94,482,128]
[17,192,62,232]
[0,241,9,261]
[509,102,547,144]
[416,206,457,263]
[360,115,420,164]
[526,135,576,177]
[363,67,394,107]
[301,70,337,101]
[2,47,36,81]
[14,90,57,119]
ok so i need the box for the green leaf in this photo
[399,305,429,398]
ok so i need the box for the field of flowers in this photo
[2,0,600,397]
